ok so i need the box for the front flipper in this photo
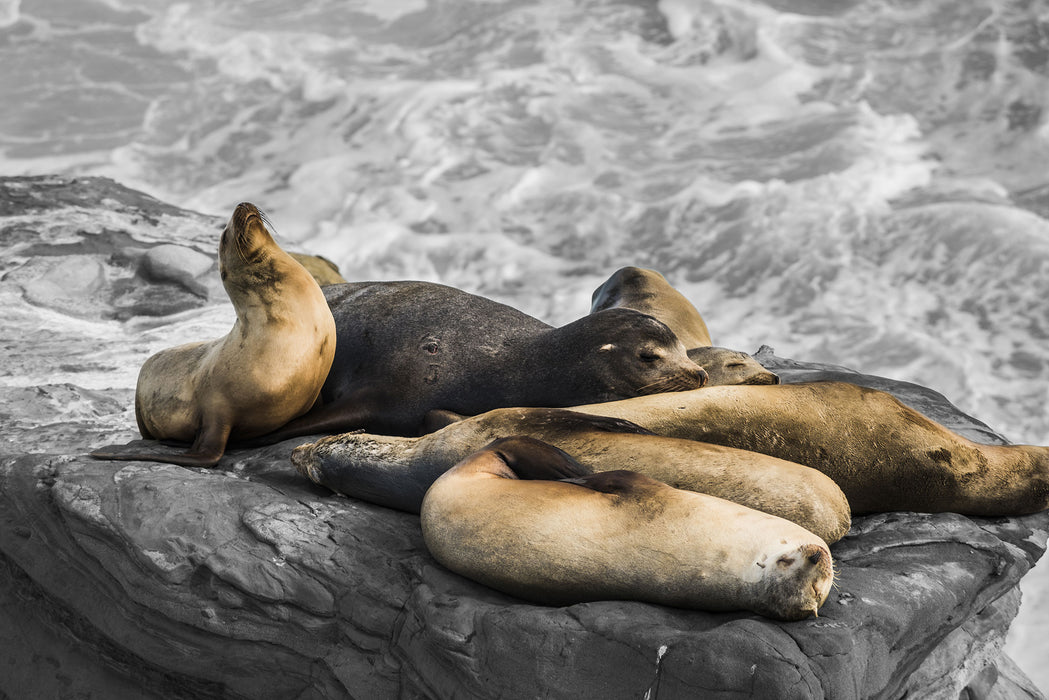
[242,384,401,446]
[90,420,231,468]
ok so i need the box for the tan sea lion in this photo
[568,383,1049,516]
[591,266,712,348]
[291,408,851,543]
[91,203,336,467]
[288,252,347,286]
[687,346,780,386]
[590,267,778,385]
[257,281,707,442]
[420,437,835,620]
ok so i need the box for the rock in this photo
[0,175,1046,699]
[11,255,108,318]
[138,244,214,296]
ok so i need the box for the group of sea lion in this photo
[93,204,1049,622]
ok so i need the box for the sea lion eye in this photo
[639,350,661,362]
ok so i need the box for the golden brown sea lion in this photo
[91,203,336,467]
[686,346,780,386]
[420,437,835,620]
[291,408,851,543]
[569,383,1049,516]
[591,266,712,347]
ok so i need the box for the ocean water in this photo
[2,0,1049,692]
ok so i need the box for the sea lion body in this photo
[93,203,336,466]
[420,437,835,620]
[591,267,778,386]
[264,281,707,440]
[571,383,1049,516]
[292,407,851,543]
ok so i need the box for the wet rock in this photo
[138,244,214,296]
[11,255,107,318]
[0,175,1046,699]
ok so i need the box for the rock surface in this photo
[1,175,1047,699]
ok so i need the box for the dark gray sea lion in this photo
[91,203,336,467]
[420,436,835,620]
[291,408,851,543]
[260,281,707,441]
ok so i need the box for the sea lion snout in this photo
[233,201,261,221]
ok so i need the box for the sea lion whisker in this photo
[634,373,696,395]
[633,375,677,394]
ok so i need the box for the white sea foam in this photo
[0,0,19,28]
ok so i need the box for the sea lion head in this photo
[591,266,713,349]
[686,346,780,386]
[753,541,834,621]
[218,203,281,288]
[582,308,708,399]
[218,202,302,309]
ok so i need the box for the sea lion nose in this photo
[696,366,708,388]
[808,549,823,565]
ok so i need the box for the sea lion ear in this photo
[598,343,615,353]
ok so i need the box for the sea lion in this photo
[288,252,347,286]
[591,266,712,348]
[590,267,778,385]
[568,383,1049,516]
[751,345,1004,444]
[687,346,780,386]
[91,203,336,467]
[259,281,707,441]
[420,436,835,620]
[291,407,851,543]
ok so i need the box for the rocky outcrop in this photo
[0,175,1046,699]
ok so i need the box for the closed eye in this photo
[639,351,661,362]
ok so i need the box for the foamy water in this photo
[3,0,1049,691]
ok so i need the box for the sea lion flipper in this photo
[562,470,656,496]
[421,409,468,433]
[90,419,229,468]
[89,448,223,468]
[246,384,397,446]
[554,410,655,436]
[485,436,590,481]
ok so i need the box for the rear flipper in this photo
[560,469,659,496]
[485,436,591,481]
